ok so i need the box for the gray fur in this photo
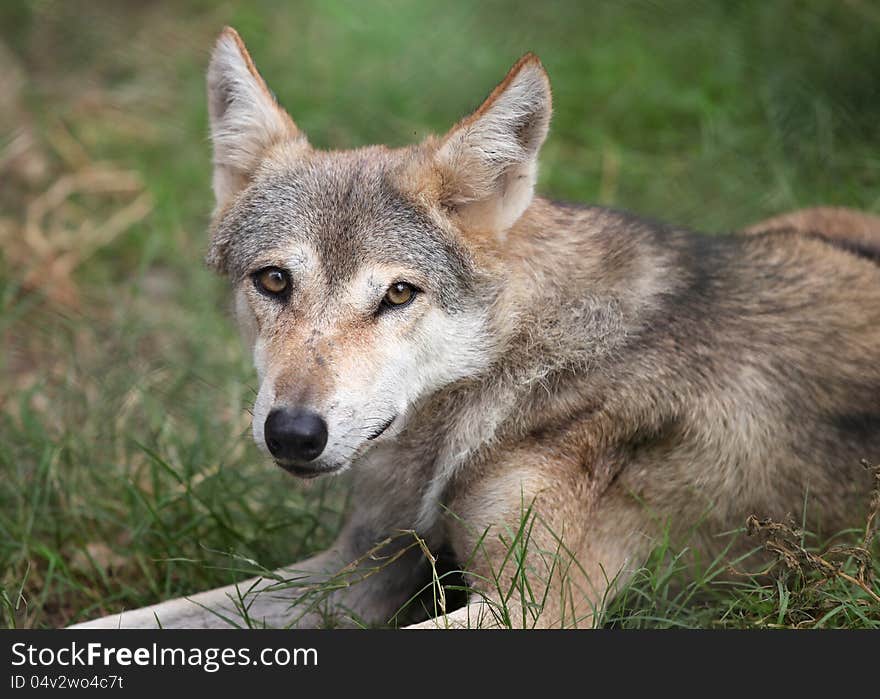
[209,150,479,311]
[71,30,880,630]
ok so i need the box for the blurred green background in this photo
[1,0,878,628]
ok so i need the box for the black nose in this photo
[264,408,328,462]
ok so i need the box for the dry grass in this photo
[745,460,880,619]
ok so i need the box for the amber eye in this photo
[382,282,417,308]
[254,267,290,297]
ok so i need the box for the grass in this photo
[401,469,880,629]
[1,0,879,628]
[604,473,880,630]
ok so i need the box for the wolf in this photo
[72,27,880,629]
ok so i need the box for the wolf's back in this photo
[745,206,880,263]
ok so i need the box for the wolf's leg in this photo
[69,517,436,629]
[405,600,500,629]
[67,547,349,629]
[442,458,658,629]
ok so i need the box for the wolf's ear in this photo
[207,27,305,208]
[434,53,551,233]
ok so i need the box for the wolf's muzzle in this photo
[264,408,328,463]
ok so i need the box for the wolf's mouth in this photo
[273,460,343,479]
[366,414,396,441]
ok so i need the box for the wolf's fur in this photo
[71,28,880,630]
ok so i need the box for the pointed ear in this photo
[435,53,552,233]
[207,27,305,208]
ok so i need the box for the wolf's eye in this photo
[253,267,290,297]
[382,282,417,309]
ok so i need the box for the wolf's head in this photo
[205,28,551,478]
